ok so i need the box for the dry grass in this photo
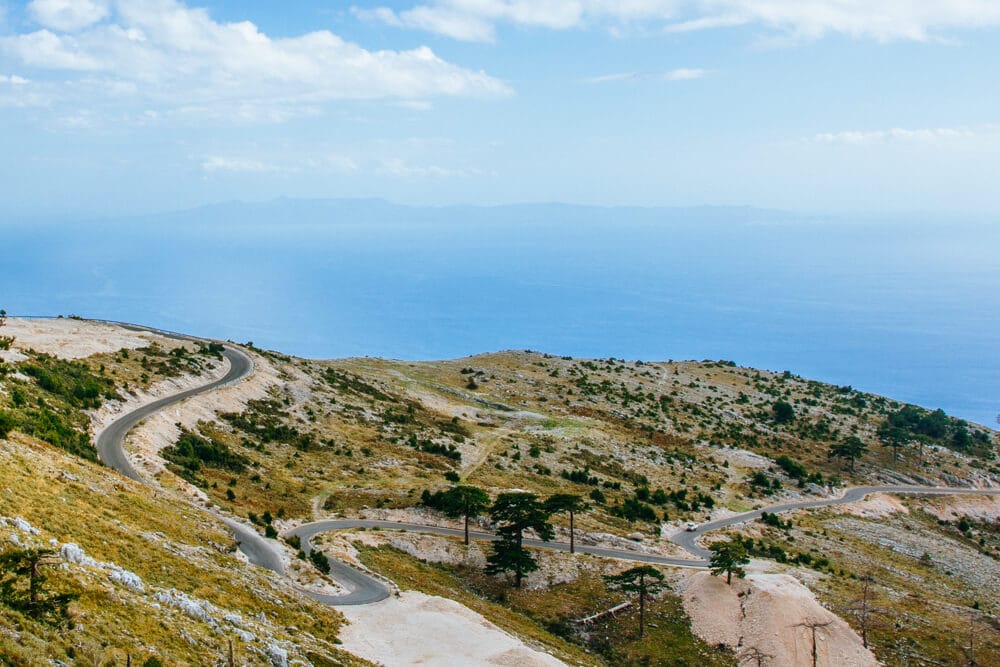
[5,323,997,664]
[0,433,368,666]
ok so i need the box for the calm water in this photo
[2,200,998,427]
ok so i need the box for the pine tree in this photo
[709,539,750,585]
[485,493,553,587]
[604,565,665,638]
[543,493,587,554]
[828,436,867,471]
[438,486,491,545]
[0,548,78,626]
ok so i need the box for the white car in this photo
[685,522,699,532]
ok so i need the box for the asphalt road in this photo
[92,327,1000,605]
[96,347,253,482]
[668,484,1000,559]
[289,520,708,570]
[95,344,291,576]
[94,340,387,603]
[291,482,1000,571]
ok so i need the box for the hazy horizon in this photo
[2,1,997,424]
[3,201,997,428]
[3,2,1000,217]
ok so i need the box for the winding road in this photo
[97,338,1000,607]
[669,484,1000,559]
[96,343,391,604]
[97,347,252,483]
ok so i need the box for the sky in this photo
[1,0,999,218]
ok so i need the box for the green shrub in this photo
[18,408,95,461]
[0,411,12,439]
[775,455,806,480]
[309,548,331,574]
[21,354,118,409]
[161,429,249,481]
[772,400,795,424]
[612,497,658,523]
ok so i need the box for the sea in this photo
[2,199,997,427]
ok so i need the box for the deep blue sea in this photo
[2,200,997,427]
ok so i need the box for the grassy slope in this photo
[196,349,995,536]
[786,503,1000,666]
[0,338,365,665]
[5,329,998,665]
[0,433,366,666]
[159,347,996,665]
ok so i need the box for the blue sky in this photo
[1,0,999,218]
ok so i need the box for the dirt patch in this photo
[3,318,175,359]
[920,494,1000,522]
[700,445,774,471]
[680,571,877,667]
[338,591,567,667]
[840,493,909,519]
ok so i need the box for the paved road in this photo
[289,520,708,569]
[94,340,389,603]
[97,347,253,482]
[295,484,1000,571]
[95,344,285,574]
[668,484,1000,559]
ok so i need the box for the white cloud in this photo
[585,68,705,83]
[312,154,360,173]
[201,156,281,174]
[56,109,101,128]
[0,0,511,123]
[662,14,748,34]
[198,151,473,178]
[0,72,54,108]
[813,126,977,145]
[355,0,583,42]
[662,67,704,80]
[360,0,1000,42]
[396,99,434,111]
[29,0,110,32]
[376,157,474,177]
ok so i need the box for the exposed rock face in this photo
[681,572,878,667]
[266,644,289,667]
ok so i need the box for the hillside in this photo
[1,317,998,666]
[0,319,364,666]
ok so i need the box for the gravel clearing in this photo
[681,571,877,667]
[338,591,567,667]
[2,317,173,359]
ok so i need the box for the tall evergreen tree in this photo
[828,436,867,471]
[438,485,491,545]
[603,565,666,638]
[877,422,909,461]
[0,548,77,626]
[544,493,587,554]
[485,493,553,587]
[709,540,750,585]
